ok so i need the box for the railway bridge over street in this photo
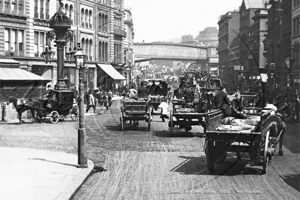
[133,42,219,74]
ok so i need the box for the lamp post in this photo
[285,57,295,90]
[259,67,268,107]
[74,44,88,168]
[44,0,72,90]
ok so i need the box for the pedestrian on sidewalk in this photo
[86,91,96,113]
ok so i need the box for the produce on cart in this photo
[204,105,285,174]
[168,70,222,135]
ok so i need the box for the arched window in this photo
[105,42,108,62]
[81,38,85,55]
[104,15,108,32]
[85,9,88,28]
[81,8,84,27]
[98,41,101,61]
[102,42,105,62]
[85,38,89,59]
[65,4,69,18]
[99,13,102,30]
[99,41,103,61]
[69,5,74,24]
[89,10,92,28]
[45,0,50,19]
[89,39,93,61]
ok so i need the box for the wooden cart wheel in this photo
[120,114,124,131]
[262,130,270,174]
[205,140,215,172]
[49,111,59,123]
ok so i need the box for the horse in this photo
[7,96,37,123]
[269,111,286,156]
[267,103,288,156]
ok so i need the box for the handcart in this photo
[120,100,151,131]
[168,99,217,135]
[204,107,280,174]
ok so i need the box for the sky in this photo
[124,0,243,43]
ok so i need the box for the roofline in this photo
[133,42,208,49]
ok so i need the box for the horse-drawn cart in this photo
[34,89,74,123]
[204,107,282,174]
[120,100,151,131]
[168,99,215,135]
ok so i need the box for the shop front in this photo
[96,64,126,93]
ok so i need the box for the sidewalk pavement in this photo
[0,147,94,200]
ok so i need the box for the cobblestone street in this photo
[73,100,300,200]
[1,100,299,199]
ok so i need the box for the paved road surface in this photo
[71,100,300,200]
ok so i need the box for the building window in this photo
[11,0,16,14]
[81,8,84,27]
[34,31,46,57]
[85,9,88,28]
[4,28,25,56]
[85,38,89,59]
[4,29,10,52]
[19,0,24,16]
[89,10,92,28]
[40,0,44,19]
[18,30,24,56]
[4,0,9,14]
[64,4,69,17]
[89,39,92,61]
[45,0,49,19]
[69,4,73,24]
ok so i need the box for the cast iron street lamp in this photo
[259,67,268,107]
[74,44,88,168]
[44,0,72,90]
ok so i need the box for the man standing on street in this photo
[86,91,96,113]
[213,86,231,117]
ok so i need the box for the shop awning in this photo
[0,67,51,82]
[97,64,126,80]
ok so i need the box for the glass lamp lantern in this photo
[74,49,86,69]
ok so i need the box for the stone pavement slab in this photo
[0,147,94,200]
